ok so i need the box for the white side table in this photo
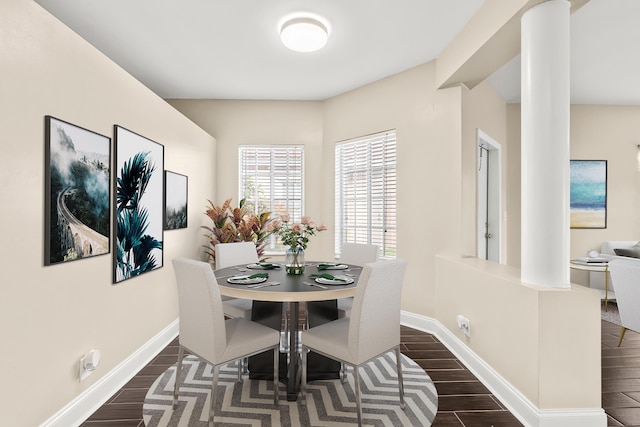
[570,260,614,310]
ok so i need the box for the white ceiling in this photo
[34,0,640,104]
[488,0,640,105]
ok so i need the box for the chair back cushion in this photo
[172,258,227,360]
[340,243,379,267]
[348,259,407,364]
[609,258,640,333]
[215,241,259,270]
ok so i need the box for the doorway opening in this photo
[476,130,502,263]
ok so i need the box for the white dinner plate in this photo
[315,275,354,286]
[227,275,268,285]
[316,263,349,270]
[246,263,280,270]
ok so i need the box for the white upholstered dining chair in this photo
[215,241,258,319]
[216,241,292,350]
[171,258,280,427]
[301,259,407,426]
[215,241,259,269]
[337,243,379,317]
[608,258,640,346]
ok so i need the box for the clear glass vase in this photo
[285,247,305,275]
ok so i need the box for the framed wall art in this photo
[570,159,607,229]
[164,171,188,230]
[114,125,164,283]
[45,116,111,265]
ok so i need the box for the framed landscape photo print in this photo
[45,116,111,265]
[164,171,188,230]
[114,126,164,283]
[570,160,607,229]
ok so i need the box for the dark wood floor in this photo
[602,319,640,426]
[81,319,639,426]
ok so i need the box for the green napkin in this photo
[309,273,346,282]
[256,262,279,269]
[317,263,339,271]
[235,273,268,280]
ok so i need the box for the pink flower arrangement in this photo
[273,213,326,251]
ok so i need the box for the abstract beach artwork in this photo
[570,160,607,229]
[114,126,164,283]
[45,116,111,265]
[164,171,188,230]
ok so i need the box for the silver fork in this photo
[303,281,328,290]
[247,281,280,289]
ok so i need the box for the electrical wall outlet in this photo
[456,314,471,337]
[79,349,101,381]
[79,355,91,381]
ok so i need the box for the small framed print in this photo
[164,171,188,230]
[570,160,607,229]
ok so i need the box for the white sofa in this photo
[600,241,640,260]
[608,258,640,345]
[589,241,640,298]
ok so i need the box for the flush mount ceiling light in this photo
[280,17,329,52]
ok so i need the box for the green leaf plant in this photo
[202,198,275,268]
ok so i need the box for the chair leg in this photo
[618,327,628,347]
[301,347,307,405]
[353,364,362,427]
[273,345,280,405]
[172,346,184,409]
[209,364,220,427]
[282,303,289,351]
[395,346,406,409]
[304,302,310,330]
[237,358,242,382]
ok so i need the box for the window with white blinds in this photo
[335,131,397,259]
[238,145,304,250]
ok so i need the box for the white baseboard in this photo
[401,311,607,427]
[40,319,179,427]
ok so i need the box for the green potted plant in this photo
[202,198,274,268]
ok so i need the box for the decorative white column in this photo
[521,0,571,287]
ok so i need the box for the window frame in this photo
[238,145,304,253]
[334,130,397,259]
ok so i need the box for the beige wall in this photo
[0,1,215,425]
[436,255,601,408]
[448,85,600,410]
[570,105,640,255]
[166,99,326,260]
[461,82,508,261]
[323,62,463,317]
[506,105,523,268]
[173,62,465,317]
[507,104,640,282]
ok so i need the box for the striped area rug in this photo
[143,352,437,426]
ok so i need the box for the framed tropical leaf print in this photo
[114,125,164,283]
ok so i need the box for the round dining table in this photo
[215,262,362,401]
